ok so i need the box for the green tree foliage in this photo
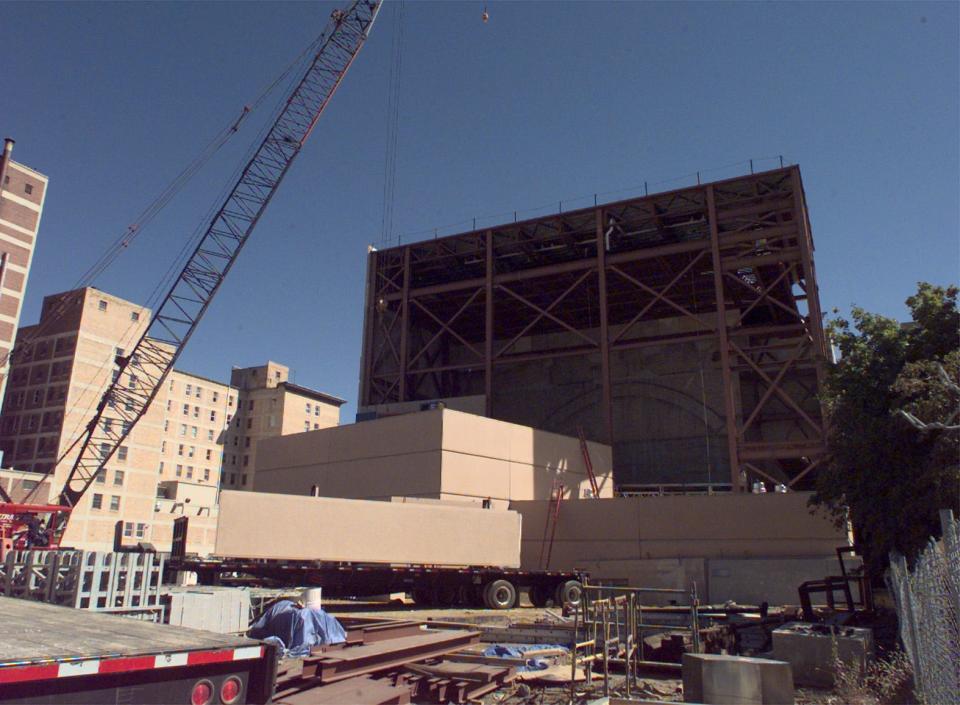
[812,283,959,571]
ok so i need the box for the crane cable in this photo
[379,0,405,245]
[5,28,328,379]
[20,29,330,506]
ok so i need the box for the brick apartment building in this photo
[0,287,344,552]
[0,138,46,402]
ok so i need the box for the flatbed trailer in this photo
[168,517,583,610]
[0,596,277,704]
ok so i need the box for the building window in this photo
[124,399,134,412]
[131,311,140,322]
[121,421,130,434]
[169,379,175,391]
[182,403,189,415]
[179,424,186,436]
[176,464,183,477]
[103,418,113,433]
[161,441,167,453]
[24,183,33,195]
[243,455,249,467]
[209,410,216,422]
[203,468,210,481]
[123,521,133,537]
[314,406,320,417]
[305,403,311,414]
[241,474,247,486]
[163,420,169,432]
[246,418,252,430]
[98,442,110,459]
[166,400,172,412]
[196,387,202,399]
[185,383,192,396]
[186,466,193,479]
[109,496,120,511]
[228,395,234,407]
[212,391,219,403]
[136,523,146,539]
[114,470,124,486]
[244,437,251,448]
[98,300,107,311]
[206,430,214,442]
[205,448,212,460]
[92,494,102,509]
[248,400,254,411]
[188,446,195,458]
[269,415,277,428]
[128,375,137,390]
[178,444,184,456]
[232,437,238,447]
[193,406,199,418]
[159,461,164,474]
[95,469,106,484]
[191,426,197,438]
[304,421,310,431]
[314,423,319,430]
[118,446,128,461]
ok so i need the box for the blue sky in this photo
[3,1,958,419]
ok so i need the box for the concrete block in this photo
[682,653,793,704]
[772,622,873,688]
[215,491,522,567]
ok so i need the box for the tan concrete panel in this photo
[326,410,444,462]
[215,491,521,567]
[439,451,511,500]
[255,452,442,499]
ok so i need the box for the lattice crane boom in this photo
[56,0,382,509]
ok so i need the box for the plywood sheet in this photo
[215,491,521,567]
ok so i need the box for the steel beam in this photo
[707,185,742,490]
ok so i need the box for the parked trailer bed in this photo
[0,596,276,704]
[169,517,583,610]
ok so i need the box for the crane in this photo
[0,0,382,555]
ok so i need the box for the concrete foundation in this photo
[682,653,794,704]
[772,622,874,688]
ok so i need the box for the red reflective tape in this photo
[0,663,60,684]
[186,650,234,666]
[98,655,155,674]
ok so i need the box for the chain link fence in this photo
[888,509,960,704]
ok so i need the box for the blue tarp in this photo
[248,600,347,657]
[482,643,569,672]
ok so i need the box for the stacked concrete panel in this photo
[510,492,849,603]
[214,490,522,567]
[254,409,613,505]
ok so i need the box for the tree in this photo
[811,283,959,572]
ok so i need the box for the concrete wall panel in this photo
[215,490,521,567]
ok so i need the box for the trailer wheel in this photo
[554,580,582,607]
[411,588,433,606]
[483,579,518,610]
[528,584,551,607]
[436,584,459,607]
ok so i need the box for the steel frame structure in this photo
[360,166,828,490]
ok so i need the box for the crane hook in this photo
[482,4,489,23]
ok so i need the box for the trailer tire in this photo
[483,579,518,610]
[436,584,459,607]
[528,584,551,608]
[554,580,582,607]
[411,588,433,606]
